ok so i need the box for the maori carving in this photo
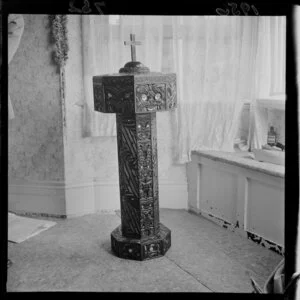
[93,38,175,260]
[121,200,141,238]
[103,76,135,114]
[115,111,162,246]
[143,242,161,258]
[136,114,158,238]
[136,114,151,141]
[117,114,139,200]
[137,114,153,201]
[112,107,172,259]
[141,201,155,237]
[121,242,141,260]
[117,114,140,238]
[111,223,171,260]
[94,73,177,114]
[135,84,166,113]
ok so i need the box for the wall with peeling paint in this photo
[187,151,284,255]
[8,15,64,181]
[8,15,66,215]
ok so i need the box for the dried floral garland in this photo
[49,15,69,68]
[49,14,68,130]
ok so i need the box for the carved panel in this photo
[140,200,155,237]
[138,142,153,200]
[116,114,140,238]
[111,223,171,261]
[98,72,175,260]
[143,242,161,259]
[136,114,159,238]
[116,113,161,240]
[150,114,160,234]
[119,241,142,260]
[94,73,176,114]
[136,114,153,204]
[135,84,166,113]
[111,226,142,260]
[102,76,135,113]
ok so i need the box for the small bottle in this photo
[267,126,277,146]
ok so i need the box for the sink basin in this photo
[252,149,285,166]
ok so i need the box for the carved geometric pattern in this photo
[135,84,166,113]
[116,113,161,241]
[111,223,171,261]
[93,71,176,260]
[93,73,177,114]
[137,113,160,239]
[104,76,135,113]
[116,114,140,238]
[94,76,135,114]
[150,114,160,234]
[113,109,171,259]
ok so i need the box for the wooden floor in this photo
[7,209,282,292]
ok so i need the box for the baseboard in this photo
[9,210,67,219]
[9,179,67,216]
[8,179,104,218]
[188,206,284,256]
[9,178,188,217]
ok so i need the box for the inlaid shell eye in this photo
[154,93,161,100]
[141,94,147,101]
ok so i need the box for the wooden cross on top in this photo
[124,34,142,62]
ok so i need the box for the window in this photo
[234,17,286,152]
[83,15,282,158]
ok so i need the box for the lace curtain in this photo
[248,17,286,150]
[81,16,277,163]
[170,16,256,162]
[81,15,163,136]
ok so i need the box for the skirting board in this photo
[9,179,188,218]
[9,179,67,217]
[188,206,284,256]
